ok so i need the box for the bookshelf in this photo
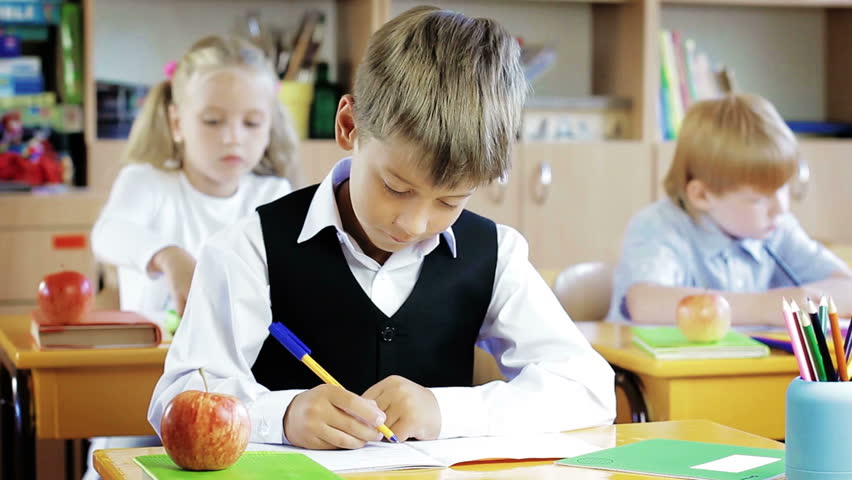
[83,0,384,190]
[656,3,852,247]
[73,0,852,269]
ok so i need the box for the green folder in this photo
[556,439,784,480]
[632,326,769,360]
[134,452,342,480]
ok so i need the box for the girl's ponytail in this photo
[122,80,179,168]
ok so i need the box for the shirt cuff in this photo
[248,389,304,444]
[128,232,177,278]
[430,387,488,439]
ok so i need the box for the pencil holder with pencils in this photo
[786,377,852,479]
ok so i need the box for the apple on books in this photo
[676,293,731,343]
[36,270,94,325]
[31,270,162,349]
[160,368,251,471]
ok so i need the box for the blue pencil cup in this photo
[786,377,852,479]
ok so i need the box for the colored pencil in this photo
[792,300,818,381]
[799,307,828,381]
[783,298,812,381]
[813,297,838,380]
[829,298,848,381]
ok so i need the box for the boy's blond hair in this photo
[353,6,527,188]
[664,93,799,214]
[124,35,298,180]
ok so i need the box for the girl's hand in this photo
[150,246,197,316]
[362,375,441,442]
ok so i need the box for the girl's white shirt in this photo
[91,163,293,315]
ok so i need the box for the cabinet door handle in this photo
[489,173,509,204]
[533,162,552,205]
[791,159,809,202]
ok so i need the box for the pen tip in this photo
[390,435,399,443]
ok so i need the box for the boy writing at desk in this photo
[607,93,852,325]
[149,6,615,450]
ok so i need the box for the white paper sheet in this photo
[247,432,602,473]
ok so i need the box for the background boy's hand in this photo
[362,375,441,442]
[284,384,386,450]
[150,246,196,316]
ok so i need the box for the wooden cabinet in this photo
[792,140,852,244]
[520,142,654,270]
[298,140,348,186]
[464,146,523,230]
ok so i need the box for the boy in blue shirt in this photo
[150,6,615,450]
[608,93,852,325]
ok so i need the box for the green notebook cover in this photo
[134,452,342,480]
[631,326,769,360]
[556,439,784,480]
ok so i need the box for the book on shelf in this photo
[30,310,163,349]
[631,326,769,360]
[0,1,62,25]
[658,29,730,140]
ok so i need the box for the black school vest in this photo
[252,185,497,395]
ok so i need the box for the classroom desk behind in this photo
[0,314,166,480]
[94,420,784,480]
[579,322,798,440]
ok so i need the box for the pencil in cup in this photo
[800,309,828,381]
[783,299,813,381]
[268,322,399,442]
[845,317,852,364]
[791,300,817,381]
[808,297,837,382]
[828,298,849,381]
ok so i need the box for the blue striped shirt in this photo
[607,198,845,322]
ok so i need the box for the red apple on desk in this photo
[160,368,251,471]
[676,293,731,342]
[36,270,93,325]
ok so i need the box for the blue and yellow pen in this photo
[268,322,399,442]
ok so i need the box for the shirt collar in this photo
[694,215,764,262]
[297,157,458,258]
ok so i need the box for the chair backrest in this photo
[553,261,614,322]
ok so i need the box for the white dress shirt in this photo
[91,163,293,315]
[147,158,615,444]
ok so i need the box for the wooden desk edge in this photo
[93,420,784,480]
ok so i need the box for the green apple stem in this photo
[198,367,209,393]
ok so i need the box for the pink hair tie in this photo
[163,61,178,80]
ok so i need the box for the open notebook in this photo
[246,432,602,473]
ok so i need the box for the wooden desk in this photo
[579,322,798,440]
[0,314,166,480]
[94,420,783,479]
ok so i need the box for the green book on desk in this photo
[556,439,784,480]
[631,326,769,360]
[134,452,342,480]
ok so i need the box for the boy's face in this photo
[348,137,477,253]
[690,181,790,239]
